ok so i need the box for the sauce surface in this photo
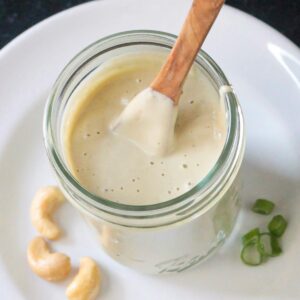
[63,52,227,205]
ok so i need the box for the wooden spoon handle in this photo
[151,0,224,104]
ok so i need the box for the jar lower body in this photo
[44,31,245,274]
[60,175,241,275]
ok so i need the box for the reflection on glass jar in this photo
[44,31,245,274]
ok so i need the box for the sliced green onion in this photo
[270,235,282,256]
[268,215,288,237]
[240,242,263,266]
[242,228,260,246]
[257,233,272,257]
[257,232,282,258]
[252,199,275,215]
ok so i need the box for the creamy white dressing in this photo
[112,88,177,156]
[63,52,227,205]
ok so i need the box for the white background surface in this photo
[0,0,300,299]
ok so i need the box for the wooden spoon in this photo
[151,0,224,104]
[112,0,224,156]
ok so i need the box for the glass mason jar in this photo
[44,30,245,274]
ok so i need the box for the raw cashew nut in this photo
[27,236,71,281]
[66,257,101,300]
[30,186,65,240]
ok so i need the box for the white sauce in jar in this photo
[63,52,227,205]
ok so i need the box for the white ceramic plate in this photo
[0,0,299,299]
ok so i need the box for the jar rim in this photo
[44,30,243,217]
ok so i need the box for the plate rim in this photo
[0,1,299,61]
